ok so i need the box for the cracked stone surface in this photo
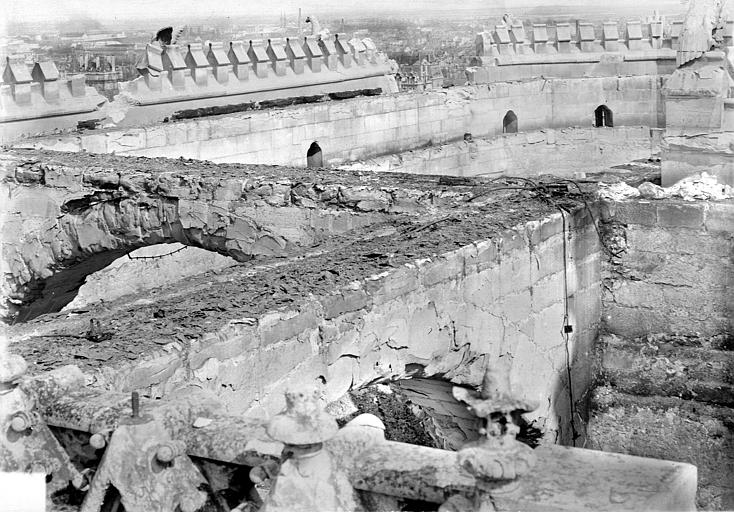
[4,149,605,444]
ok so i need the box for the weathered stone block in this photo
[657,203,705,229]
[601,200,657,226]
[420,252,465,287]
[258,309,320,346]
[322,288,372,320]
[705,203,734,233]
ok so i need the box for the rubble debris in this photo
[636,172,733,201]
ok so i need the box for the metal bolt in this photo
[131,391,140,418]
[89,433,107,449]
[10,411,33,432]
[155,441,185,464]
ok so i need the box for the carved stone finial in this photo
[452,365,538,487]
[266,388,338,446]
[262,388,356,512]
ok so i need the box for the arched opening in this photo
[306,142,323,168]
[12,244,238,322]
[594,105,613,127]
[502,110,518,134]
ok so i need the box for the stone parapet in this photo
[472,18,678,81]
[119,34,394,109]
[0,57,106,126]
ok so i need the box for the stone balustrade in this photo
[11,365,698,511]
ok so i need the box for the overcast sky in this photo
[2,0,686,24]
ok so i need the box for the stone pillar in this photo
[510,23,532,55]
[68,75,86,97]
[494,25,515,55]
[162,45,187,89]
[319,36,338,71]
[603,21,621,52]
[649,20,664,49]
[266,39,288,76]
[348,37,366,66]
[363,38,378,63]
[627,20,644,51]
[532,24,551,53]
[185,43,210,86]
[2,58,33,104]
[228,41,250,81]
[334,34,352,68]
[207,42,231,84]
[248,41,270,78]
[475,32,493,57]
[670,21,683,50]
[304,36,323,72]
[31,61,60,101]
[144,73,162,91]
[285,38,306,74]
[578,22,596,52]
[555,22,573,53]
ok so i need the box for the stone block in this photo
[531,237,565,282]
[601,200,656,226]
[656,203,705,229]
[501,289,532,325]
[258,309,320,346]
[322,288,372,320]
[366,267,420,305]
[704,203,734,233]
[531,271,565,312]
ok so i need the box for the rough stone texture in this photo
[21,76,664,168]
[592,197,734,510]
[341,126,657,179]
[596,333,733,407]
[661,132,734,187]
[62,243,238,312]
[2,149,442,319]
[6,150,604,445]
[589,387,733,511]
[600,199,734,337]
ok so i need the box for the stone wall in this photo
[341,126,658,178]
[26,76,664,168]
[84,207,601,445]
[600,199,734,337]
[592,197,734,510]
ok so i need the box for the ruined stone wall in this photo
[601,199,733,337]
[592,197,734,510]
[85,207,601,445]
[27,75,664,167]
[342,126,659,178]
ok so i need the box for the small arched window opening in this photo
[594,105,613,127]
[306,142,323,168]
[502,110,518,134]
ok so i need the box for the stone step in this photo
[595,334,734,407]
[588,386,734,511]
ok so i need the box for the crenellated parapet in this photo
[120,34,396,113]
[0,57,106,124]
[468,18,713,82]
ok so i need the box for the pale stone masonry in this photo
[24,76,664,167]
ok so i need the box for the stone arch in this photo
[2,182,291,321]
[503,110,518,134]
[306,141,323,168]
[594,105,613,127]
